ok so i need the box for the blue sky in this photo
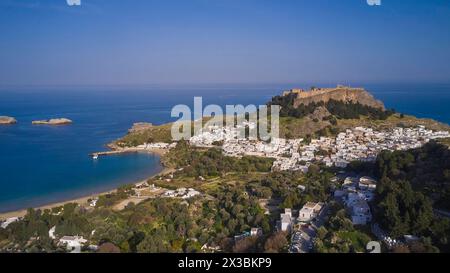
[0,0,450,86]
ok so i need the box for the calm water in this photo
[0,84,449,212]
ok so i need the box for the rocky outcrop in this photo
[128,122,153,133]
[285,85,385,110]
[32,118,72,125]
[310,106,331,121]
[0,116,17,125]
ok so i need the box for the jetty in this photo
[90,148,143,158]
[90,142,174,159]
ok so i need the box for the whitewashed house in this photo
[250,227,263,237]
[350,200,372,225]
[49,226,56,240]
[1,217,19,229]
[59,236,87,253]
[280,208,293,232]
[359,176,377,191]
[298,202,324,222]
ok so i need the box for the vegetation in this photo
[0,155,338,253]
[240,165,336,213]
[96,184,135,208]
[117,122,173,147]
[266,93,437,140]
[313,202,372,253]
[162,141,275,177]
[268,94,394,120]
[0,185,272,253]
[4,139,450,253]
[374,141,450,211]
[372,141,450,252]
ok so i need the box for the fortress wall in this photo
[283,86,385,110]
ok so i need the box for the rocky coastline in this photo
[32,118,73,125]
[0,116,17,125]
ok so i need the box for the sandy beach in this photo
[0,193,109,220]
[0,148,172,221]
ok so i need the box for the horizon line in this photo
[2,81,450,90]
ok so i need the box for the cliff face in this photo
[287,86,385,110]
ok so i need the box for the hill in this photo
[114,86,450,145]
[271,85,449,139]
[282,85,385,110]
[114,122,173,147]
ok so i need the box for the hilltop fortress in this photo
[282,85,385,110]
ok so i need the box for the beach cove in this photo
[0,163,173,221]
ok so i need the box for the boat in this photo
[92,154,98,160]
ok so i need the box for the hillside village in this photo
[189,123,449,172]
[86,119,449,253]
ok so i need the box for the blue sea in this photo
[0,84,449,212]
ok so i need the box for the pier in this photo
[90,148,143,158]
[90,146,167,159]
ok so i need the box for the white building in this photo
[181,189,201,199]
[298,202,324,222]
[89,198,98,207]
[351,199,372,225]
[346,195,372,225]
[280,208,293,232]
[359,176,377,191]
[250,227,263,237]
[164,190,176,197]
[1,217,19,229]
[59,236,87,253]
[49,226,56,240]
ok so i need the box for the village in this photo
[189,123,449,171]
[274,174,379,253]
[187,123,450,252]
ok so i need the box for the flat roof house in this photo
[350,200,372,225]
[250,227,263,237]
[359,176,377,191]
[59,236,87,253]
[298,202,324,222]
[280,208,293,232]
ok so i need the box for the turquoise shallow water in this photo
[0,84,449,212]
